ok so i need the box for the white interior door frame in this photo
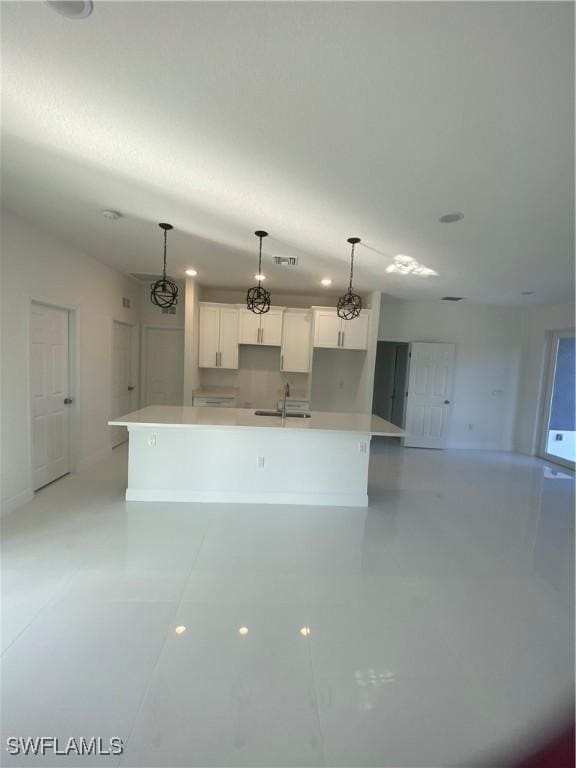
[140,324,185,406]
[28,298,80,491]
[537,329,575,470]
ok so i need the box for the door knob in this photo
[444,400,450,404]
[63,397,73,405]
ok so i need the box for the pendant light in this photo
[337,237,362,320]
[246,230,271,314]
[150,223,179,309]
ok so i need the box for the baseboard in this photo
[126,489,369,507]
[1,488,34,518]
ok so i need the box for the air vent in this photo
[442,296,464,302]
[162,306,177,315]
[272,256,298,266]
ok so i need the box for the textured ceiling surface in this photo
[1,1,574,303]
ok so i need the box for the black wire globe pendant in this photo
[337,289,362,320]
[247,230,271,315]
[337,237,362,320]
[151,223,178,309]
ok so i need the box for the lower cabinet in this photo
[281,310,312,372]
[193,395,237,407]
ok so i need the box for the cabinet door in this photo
[313,310,341,348]
[260,309,283,346]
[238,309,261,345]
[198,304,220,368]
[341,310,370,350]
[281,312,311,372]
[219,306,239,369]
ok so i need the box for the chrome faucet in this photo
[281,382,290,425]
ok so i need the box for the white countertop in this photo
[109,406,404,437]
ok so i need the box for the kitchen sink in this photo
[254,410,311,419]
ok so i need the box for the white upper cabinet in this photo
[238,309,261,345]
[313,310,342,349]
[260,308,283,346]
[238,307,284,346]
[198,303,239,369]
[219,306,240,368]
[341,312,370,350]
[313,307,370,350]
[198,304,220,368]
[281,310,312,373]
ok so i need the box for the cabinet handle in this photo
[261,327,264,344]
[337,330,341,347]
[219,351,222,367]
[341,331,345,348]
[281,354,284,369]
[215,351,218,367]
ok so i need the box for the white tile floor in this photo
[1,442,573,767]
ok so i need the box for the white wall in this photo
[514,302,575,455]
[0,209,141,515]
[378,295,523,450]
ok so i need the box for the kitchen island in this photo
[109,406,404,507]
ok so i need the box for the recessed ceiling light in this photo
[438,212,464,224]
[254,274,266,281]
[521,291,534,296]
[238,626,249,636]
[321,278,332,286]
[45,1,93,19]
[101,209,122,220]
[185,269,198,277]
[174,625,186,635]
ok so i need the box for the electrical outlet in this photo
[147,434,157,447]
[257,456,265,468]
[359,441,368,454]
[467,424,473,431]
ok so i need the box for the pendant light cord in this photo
[258,235,263,286]
[162,228,168,282]
[348,240,356,291]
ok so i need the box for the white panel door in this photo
[111,321,133,447]
[30,303,70,490]
[404,342,455,448]
[218,306,239,369]
[198,304,220,368]
[341,311,370,350]
[260,309,283,346]
[314,310,341,348]
[281,311,311,372]
[238,309,261,345]
[145,328,184,405]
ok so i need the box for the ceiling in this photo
[1,1,574,304]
